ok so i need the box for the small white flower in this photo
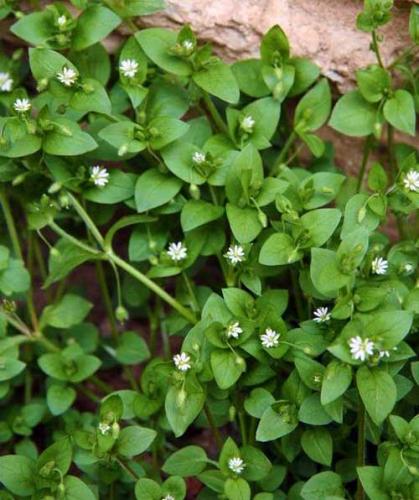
[192,151,206,164]
[225,245,245,265]
[173,352,191,372]
[162,496,175,500]
[0,72,13,92]
[226,321,243,339]
[240,115,255,133]
[98,422,111,435]
[260,327,280,348]
[379,350,390,359]
[404,263,414,273]
[371,256,388,275]
[182,40,194,52]
[348,336,375,362]
[228,457,245,475]
[167,242,187,262]
[57,15,67,26]
[402,169,419,192]
[313,374,322,383]
[57,66,77,87]
[13,98,31,113]
[313,306,331,323]
[119,59,139,78]
[90,166,109,187]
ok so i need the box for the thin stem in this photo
[372,30,384,68]
[202,92,228,134]
[0,189,23,260]
[356,136,373,193]
[66,192,105,248]
[78,384,100,403]
[115,457,139,481]
[272,131,297,174]
[111,253,197,325]
[49,222,101,255]
[182,272,200,313]
[204,403,223,450]
[387,125,406,239]
[290,267,304,322]
[356,401,366,500]
[95,261,119,342]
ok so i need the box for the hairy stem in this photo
[202,91,228,134]
[356,136,373,193]
[272,131,297,174]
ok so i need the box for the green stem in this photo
[272,131,297,173]
[66,192,105,248]
[115,457,139,481]
[372,30,384,68]
[387,125,406,239]
[182,272,200,313]
[0,189,23,260]
[202,92,228,134]
[356,136,373,193]
[49,222,101,256]
[95,261,119,342]
[356,401,366,500]
[111,253,197,324]
[290,266,304,322]
[204,403,223,450]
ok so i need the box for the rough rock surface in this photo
[139,0,414,92]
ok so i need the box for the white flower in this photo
[226,321,243,339]
[119,59,139,78]
[404,263,414,273]
[228,457,245,475]
[90,166,109,187]
[379,350,390,359]
[260,327,280,348]
[0,72,13,92]
[162,496,175,500]
[167,242,187,262]
[57,66,77,87]
[57,15,67,26]
[240,115,255,133]
[182,40,194,52]
[348,336,375,362]
[173,352,191,372]
[98,422,111,435]
[13,98,31,113]
[192,151,206,164]
[402,169,419,192]
[313,307,331,323]
[225,245,245,265]
[371,256,388,275]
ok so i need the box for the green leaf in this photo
[162,446,208,477]
[0,259,31,295]
[300,173,345,209]
[40,294,92,329]
[363,311,413,349]
[298,208,342,247]
[110,0,165,17]
[259,233,302,266]
[210,349,246,389]
[301,471,344,500]
[356,65,390,103]
[294,79,331,131]
[181,200,224,231]
[383,89,416,136]
[116,425,157,457]
[224,478,251,500]
[135,169,182,212]
[231,59,270,98]
[289,57,320,96]
[72,5,121,51]
[37,437,72,476]
[29,48,75,82]
[409,5,419,43]
[11,11,54,46]
[240,446,272,481]
[226,204,263,244]
[329,90,377,137]
[356,366,397,425]
[298,393,332,425]
[47,383,76,416]
[0,455,36,496]
[84,170,135,204]
[115,331,150,365]
[0,358,26,382]
[193,61,240,104]
[321,361,352,405]
[136,28,192,76]
[70,78,112,115]
[301,428,333,466]
[260,25,289,65]
[43,118,98,156]
[256,406,298,442]
[135,478,161,500]
[310,248,351,298]
[357,466,388,500]
[62,475,96,500]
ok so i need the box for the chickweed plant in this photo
[0,0,418,498]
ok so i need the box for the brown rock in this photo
[139,0,414,92]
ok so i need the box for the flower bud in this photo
[189,183,201,200]
[115,305,129,323]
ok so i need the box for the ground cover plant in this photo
[0,0,418,498]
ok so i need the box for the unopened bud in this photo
[48,182,62,194]
[115,305,129,323]
[189,183,201,200]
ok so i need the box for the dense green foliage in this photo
[0,0,418,498]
